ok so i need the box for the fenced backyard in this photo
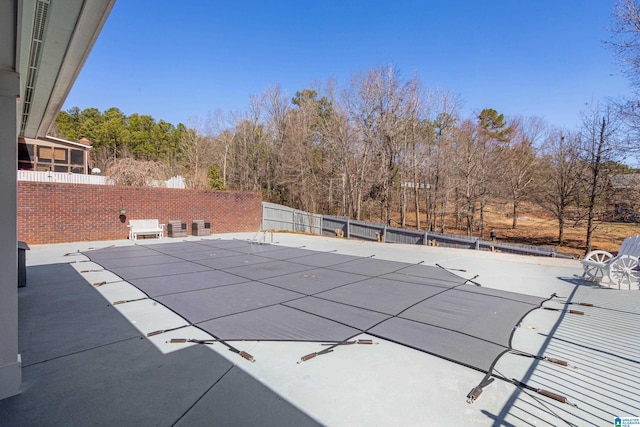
[262,202,574,259]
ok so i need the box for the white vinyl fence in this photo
[18,170,185,188]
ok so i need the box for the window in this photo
[20,143,87,173]
[38,146,53,160]
[53,148,67,164]
[18,143,34,170]
[70,149,84,166]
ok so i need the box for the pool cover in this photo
[84,240,547,373]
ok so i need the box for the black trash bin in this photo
[18,241,29,287]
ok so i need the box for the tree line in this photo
[53,66,637,253]
[54,106,186,170]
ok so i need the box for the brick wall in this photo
[18,182,263,244]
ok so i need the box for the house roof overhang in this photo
[16,0,115,139]
[19,135,93,150]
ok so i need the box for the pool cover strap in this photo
[298,339,378,363]
[510,349,569,367]
[168,337,256,362]
[511,379,577,407]
[466,376,494,403]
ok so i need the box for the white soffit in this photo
[18,0,115,139]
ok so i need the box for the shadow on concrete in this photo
[0,263,320,427]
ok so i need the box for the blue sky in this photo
[63,0,631,131]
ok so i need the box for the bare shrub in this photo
[106,158,169,187]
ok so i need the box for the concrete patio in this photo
[1,232,638,426]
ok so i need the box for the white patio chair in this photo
[581,235,640,289]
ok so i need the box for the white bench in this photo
[582,235,640,289]
[128,219,164,240]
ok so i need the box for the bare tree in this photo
[427,89,462,232]
[451,120,481,236]
[322,82,364,218]
[535,129,583,245]
[341,70,380,220]
[179,118,215,189]
[498,116,545,228]
[608,0,640,88]
[366,65,403,225]
[397,75,423,228]
[265,85,328,212]
[226,97,269,193]
[262,85,295,205]
[343,64,422,225]
[206,109,234,188]
[578,104,623,253]
[607,1,640,162]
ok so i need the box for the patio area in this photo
[1,232,638,426]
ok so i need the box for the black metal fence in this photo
[262,203,574,259]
